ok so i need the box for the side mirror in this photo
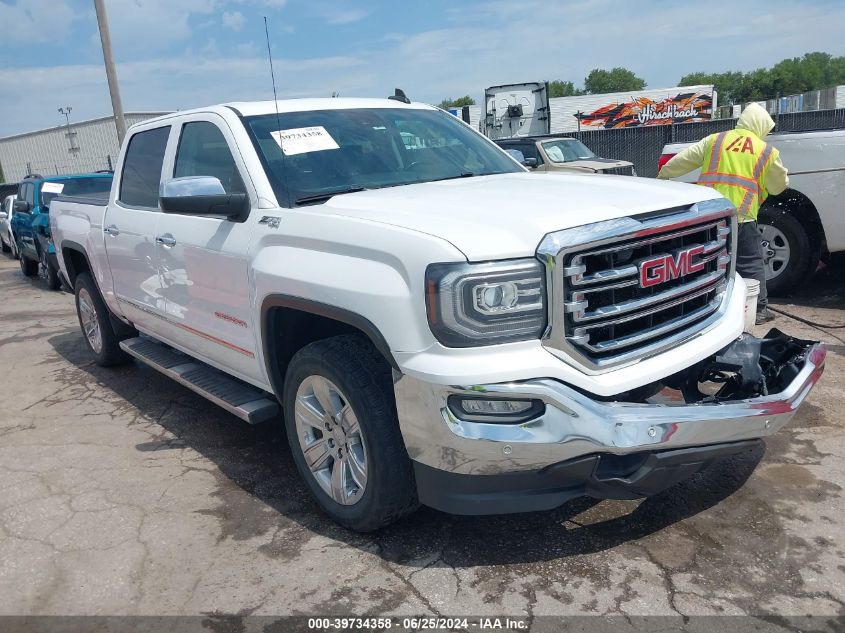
[13,200,31,214]
[522,158,539,168]
[159,176,249,221]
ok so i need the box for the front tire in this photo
[283,335,418,531]
[1,235,9,254]
[74,272,131,366]
[757,207,818,296]
[19,252,38,277]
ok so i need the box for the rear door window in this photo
[119,126,171,208]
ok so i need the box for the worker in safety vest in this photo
[658,103,789,324]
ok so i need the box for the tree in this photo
[583,67,646,94]
[549,80,584,97]
[438,95,475,109]
[679,52,845,105]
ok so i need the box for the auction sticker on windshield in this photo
[271,126,340,156]
[41,182,65,194]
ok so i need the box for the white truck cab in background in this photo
[661,128,845,294]
[50,98,825,531]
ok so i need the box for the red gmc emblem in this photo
[639,245,705,288]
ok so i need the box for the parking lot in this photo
[0,255,843,618]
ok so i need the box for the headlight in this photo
[425,259,547,347]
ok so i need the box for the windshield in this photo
[541,139,596,163]
[40,176,113,208]
[242,108,522,205]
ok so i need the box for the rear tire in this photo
[19,253,38,277]
[41,251,61,291]
[74,272,131,367]
[282,335,418,531]
[1,236,9,254]
[757,207,818,296]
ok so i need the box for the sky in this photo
[1,0,844,136]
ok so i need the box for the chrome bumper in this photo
[394,343,826,476]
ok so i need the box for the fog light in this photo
[447,396,544,424]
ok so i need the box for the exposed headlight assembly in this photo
[425,259,547,347]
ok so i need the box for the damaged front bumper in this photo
[394,331,826,515]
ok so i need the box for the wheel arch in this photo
[261,295,399,401]
[60,241,93,289]
[762,188,826,254]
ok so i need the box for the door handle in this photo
[156,234,177,247]
[103,224,120,236]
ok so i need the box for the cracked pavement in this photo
[0,256,843,617]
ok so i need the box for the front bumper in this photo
[394,337,825,513]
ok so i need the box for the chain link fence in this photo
[567,108,845,178]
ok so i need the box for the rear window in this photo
[119,126,171,208]
[40,177,112,208]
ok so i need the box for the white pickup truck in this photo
[661,128,845,294]
[50,97,825,531]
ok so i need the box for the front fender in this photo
[249,212,468,378]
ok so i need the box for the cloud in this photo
[1,0,845,137]
[104,0,219,54]
[0,0,77,43]
[222,10,246,31]
[0,52,368,136]
[325,8,369,24]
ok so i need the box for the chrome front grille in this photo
[537,199,737,370]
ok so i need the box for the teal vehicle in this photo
[12,173,113,289]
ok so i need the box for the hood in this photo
[319,172,722,261]
[736,102,775,139]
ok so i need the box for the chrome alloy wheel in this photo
[294,375,368,505]
[759,223,791,281]
[77,287,103,354]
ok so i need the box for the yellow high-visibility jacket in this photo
[658,103,789,222]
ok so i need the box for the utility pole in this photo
[94,0,127,145]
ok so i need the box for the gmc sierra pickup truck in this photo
[51,97,825,531]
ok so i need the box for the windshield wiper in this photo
[295,186,368,206]
[428,172,476,183]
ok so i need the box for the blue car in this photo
[12,172,113,289]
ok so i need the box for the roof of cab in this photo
[226,98,433,117]
[45,173,113,181]
[23,172,113,183]
[134,98,434,129]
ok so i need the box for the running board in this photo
[119,337,279,425]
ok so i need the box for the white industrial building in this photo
[0,112,170,184]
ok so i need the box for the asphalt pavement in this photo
[0,256,843,619]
